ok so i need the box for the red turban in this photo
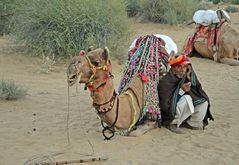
[169,55,190,67]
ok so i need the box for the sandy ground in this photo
[1,7,239,165]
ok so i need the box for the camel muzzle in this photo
[67,74,78,86]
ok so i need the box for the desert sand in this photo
[0,9,239,165]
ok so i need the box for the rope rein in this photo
[67,85,70,145]
[101,97,119,140]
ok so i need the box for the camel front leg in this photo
[129,121,158,137]
[213,52,219,62]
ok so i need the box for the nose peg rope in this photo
[67,84,70,145]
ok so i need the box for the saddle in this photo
[183,15,228,56]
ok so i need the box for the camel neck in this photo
[90,79,115,105]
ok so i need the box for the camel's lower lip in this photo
[68,82,73,86]
[67,73,81,86]
[67,79,76,86]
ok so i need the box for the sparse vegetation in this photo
[208,0,239,4]
[210,0,221,4]
[225,6,239,13]
[12,0,129,58]
[125,0,204,24]
[0,80,28,100]
[0,0,18,35]
[39,54,56,73]
[231,0,239,4]
[124,0,141,17]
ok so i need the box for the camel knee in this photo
[128,121,157,137]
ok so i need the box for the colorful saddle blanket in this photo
[182,21,226,56]
[118,34,172,122]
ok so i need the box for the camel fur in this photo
[183,23,239,66]
[67,47,157,138]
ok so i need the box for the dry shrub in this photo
[0,80,28,100]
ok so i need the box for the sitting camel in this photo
[182,9,239,66]
[67,35,175,139]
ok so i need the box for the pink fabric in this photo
[128,36,143,57]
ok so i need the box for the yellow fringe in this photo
[123,90,138,131]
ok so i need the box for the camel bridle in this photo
[84,55,113,92]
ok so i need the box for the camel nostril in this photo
[70,75,77,79]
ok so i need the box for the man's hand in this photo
[181,82,191,92]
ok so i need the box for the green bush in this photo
[0,0,18,35]
[212,0,221,4]
[222,0,231,2]
[231,0,239,4]
[124,0,141,17]
[13,0,129,58]
[139,0,204,24]
[225,6,239,13]
[0,80,28,100]
[139,0,166,23]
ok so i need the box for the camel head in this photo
[67,47,111,87]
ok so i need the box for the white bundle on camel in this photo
[193,9,230,26]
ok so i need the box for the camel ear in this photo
[102,47,110,60]
[79,50,86,56]
[168,51,175,61]
[87,46,94,52]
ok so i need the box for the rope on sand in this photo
[67,85,70,145]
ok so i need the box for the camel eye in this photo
[92,60,100,66]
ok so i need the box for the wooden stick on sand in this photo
[34,155,108,165]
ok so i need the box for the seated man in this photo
[157,55,214,133]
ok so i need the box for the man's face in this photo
[172,64,187,78]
